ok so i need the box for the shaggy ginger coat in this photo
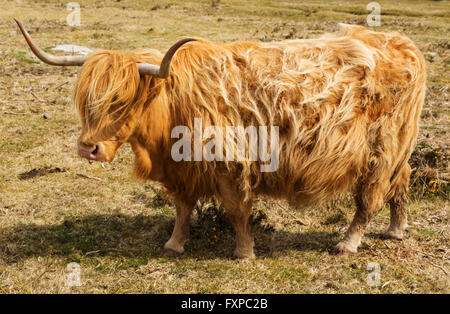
[74,24,426,257]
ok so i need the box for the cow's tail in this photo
[387,36,427,200]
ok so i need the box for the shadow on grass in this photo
[0,213,340,264]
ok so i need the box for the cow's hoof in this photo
[160,248,182,257]
[331,242,357,257]
[382,230,403,241]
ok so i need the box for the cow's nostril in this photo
[92,145,99,155]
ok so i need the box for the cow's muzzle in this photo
[77,142,99,160]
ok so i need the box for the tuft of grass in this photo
[410,143,449,200]
[6,50,40,64]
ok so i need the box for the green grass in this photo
[6,50,39,64]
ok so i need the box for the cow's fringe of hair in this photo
[74,49,157,143]
[74,24,426,206]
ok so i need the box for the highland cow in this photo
[16,19,426,258]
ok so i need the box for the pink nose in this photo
[78,143,98,160]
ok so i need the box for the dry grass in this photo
[0,0,448,293]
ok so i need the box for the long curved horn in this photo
[14,19,86,66]
[138,38,196,78]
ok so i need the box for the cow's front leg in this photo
[162,199,194,256]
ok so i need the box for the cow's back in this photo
[236,25,426,204]
[161,25,426,204]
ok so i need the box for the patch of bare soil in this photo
[18,166,66,180]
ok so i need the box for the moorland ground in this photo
[0,0,448,293]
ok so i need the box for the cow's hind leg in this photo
[218,180,255,259]
[384,164,410,240]
[218,178,255,259]
[334,176,390,255]
[162,199,195,256]
[224,200,255,259]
